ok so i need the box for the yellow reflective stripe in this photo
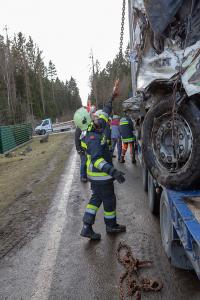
[94,158,104,169]
[104,210,116,216]
[87,123,93,132]
[99,114,108,122]
[86,154,109,177]
[107,139,111,144]
[88,170,109,177]
[122,137,135,142]
[86,154,91,169]
[120,121,129,125]
[87,204,99,211]
[81,141,87,149]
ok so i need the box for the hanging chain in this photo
[117,0,126,76]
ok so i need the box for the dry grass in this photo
[0,132,74,211]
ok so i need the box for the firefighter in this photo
[119,113,136,164]
[75,126,87,183]
[75,106,97,183]
[93,109,112,152]
[73,83,126,240]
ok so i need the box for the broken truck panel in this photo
[128,0,200,97]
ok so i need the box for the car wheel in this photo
[40,129,46,135]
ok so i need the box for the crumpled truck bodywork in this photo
[126,0,200,112]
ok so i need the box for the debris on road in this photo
[116,241,163,300]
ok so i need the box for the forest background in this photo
[0,31,131,126]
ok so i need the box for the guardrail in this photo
[0,123,32,154]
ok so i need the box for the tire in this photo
[142,161,148,192]
[142,100,200,190]
[40,129,46,135]
[148,173,160,215]
[160,190,172,258]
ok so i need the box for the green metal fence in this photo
[0,123,32,154]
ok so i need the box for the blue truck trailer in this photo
[137,141,200,279]
[126,0,200,278]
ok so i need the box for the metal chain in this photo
[116,242,163,300]
[117,0,126,76]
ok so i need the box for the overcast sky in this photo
[0,0,129,104]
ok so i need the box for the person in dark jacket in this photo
[75,127,87,182]
[73,81,126,240]
[119,113,136,164]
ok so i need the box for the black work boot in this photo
[80,223,101,240]
[106,224,126,234]
[132,156,136,164]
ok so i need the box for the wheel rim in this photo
[152,113,193,173]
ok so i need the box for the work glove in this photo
[112,169,125,184]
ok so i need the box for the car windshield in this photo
[42,120,49,126]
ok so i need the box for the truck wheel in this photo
[160,190,172,258]
[148,173,160,215]
[142,100,200,190]
[142,161,148,192]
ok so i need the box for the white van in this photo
[35,119,72,135]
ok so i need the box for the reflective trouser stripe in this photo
[122,137,135,142]
[87,204,99,211]
[104,215,116,219]
[104,211,116,219]
[85,208,96,215]
[85,204,99,215]
[120,122,129,125]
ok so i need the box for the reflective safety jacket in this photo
[119,116,135,143]
[83,130,113,183]
[81,98,114,183]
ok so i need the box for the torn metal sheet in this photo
[137,40,200,95]
[182,51,200,96]
[144,0,184,36]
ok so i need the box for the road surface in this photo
[0,148,200,300]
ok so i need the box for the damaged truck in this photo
[126,0,200,190]
[126,0,200,278]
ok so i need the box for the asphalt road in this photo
[0,149,200,300]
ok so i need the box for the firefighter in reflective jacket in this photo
[119,113,136,164]
[73,82,126,240]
